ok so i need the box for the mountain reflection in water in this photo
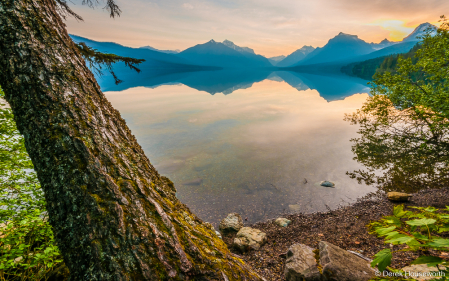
[103,69,376,226]
[98,67,370,102]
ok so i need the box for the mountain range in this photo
[295,33,376,66]
[176,39,272,68]
[70,22,437,74]
[268,55,286,64]
[285,22,436,69]
[276,46,315,67]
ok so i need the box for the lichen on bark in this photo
[0,1,263,280]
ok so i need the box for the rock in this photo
[284,244,321,281]
[320,181,335,187]
[387,192,412,202]
[289,204,301,212]
[219,213,244,234]
[233,227,267,252]
[275,218,292,227]
[319,241,375,281]
[402,264,446,281]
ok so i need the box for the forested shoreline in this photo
[341,44,421,80]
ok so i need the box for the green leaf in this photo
[376,226,397,236]
[411,256,443,267]
[385,231,400,239]
[427,238,449,248]
[406,239,422,248]
[411,232,429,241]
[438,227,449,233]
[386,235,415,245]
[393,205,406,217]
[371,249,392,272]
[406,218,436,226]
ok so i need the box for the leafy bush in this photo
[370,205,449,280]
[0,87,65,280]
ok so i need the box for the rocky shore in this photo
[219,188,449,281]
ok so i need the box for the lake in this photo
[103,69,377,226]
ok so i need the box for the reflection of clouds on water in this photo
[100,69,370,101]
[105,78,375,226]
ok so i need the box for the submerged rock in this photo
[320,181,335,187]
[233,227,267,252]
[319,241,375,281]
[284,244,321,281]
[289,204,301,212]
[387,192,412,202]
[275,218,292,227]
[219,213,244,234]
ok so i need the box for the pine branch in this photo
[75,42,145,84]
[55,0,83,21]
[81,0,121,18]
[55,0,122,20]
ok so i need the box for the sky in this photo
[65,0,448,57]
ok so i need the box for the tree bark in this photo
[0,1,263,280]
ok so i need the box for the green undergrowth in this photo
[369,204,449,280]
[0,86,65,280]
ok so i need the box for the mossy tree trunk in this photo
[0,1,263,280]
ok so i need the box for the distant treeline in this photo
[341,44,421,80]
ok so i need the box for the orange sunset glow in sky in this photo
[66,0,446,57]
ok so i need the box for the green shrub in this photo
[0,87,65,280]
[369,205,449,280]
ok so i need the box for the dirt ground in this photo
[222,188,449,281]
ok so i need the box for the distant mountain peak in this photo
[222,40,255,54]
[275,45,316,67]
[402,22,437,42]
[335,32,359,39]
[267,55,286,65]
[417,22,434,28]
[208,39,216,43]
[139,45,180,54]
[412,22,437,34]
[298,45,315,51]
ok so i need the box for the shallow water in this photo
[104,70,376,226]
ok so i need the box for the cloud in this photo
[367,20,416,41]
[182,3,194,10]
[65,0,449,57]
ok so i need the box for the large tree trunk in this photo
[0,1,263,280]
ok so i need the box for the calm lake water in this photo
[103,70,376,226]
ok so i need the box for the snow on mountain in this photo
[402,22,437,42]
[222,40,256,54]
